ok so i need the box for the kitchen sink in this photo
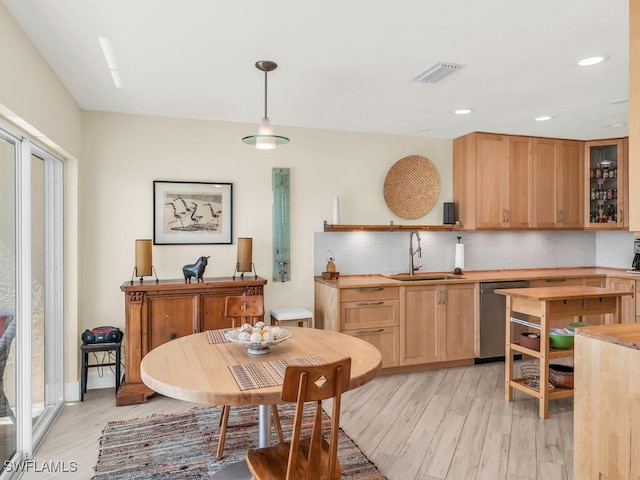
[384,272,464,282]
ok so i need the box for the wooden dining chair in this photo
[245,357,352,480]
[217,295,284,460]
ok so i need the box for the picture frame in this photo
[153,180,233,245]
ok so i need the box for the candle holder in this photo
[130,239,159,285]
[233,237,257,280]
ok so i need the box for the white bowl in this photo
[225,327,292,355]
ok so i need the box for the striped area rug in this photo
[92,403,386,479]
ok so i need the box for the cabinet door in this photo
[607,277,635,324]
[344,327,399,368]
[476,134,508,228]
[559,140,583,228]
[506,136,532,228]
[147,295,196,350]
[532,138,560,228]
[584,139,625,229]
[201,294,233,330]
[401,286,439,365]
[441,284,476,361]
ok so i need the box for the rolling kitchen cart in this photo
[496,285,632,419]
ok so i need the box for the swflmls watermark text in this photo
[4,460,78,473]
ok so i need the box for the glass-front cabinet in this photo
[584,138,628,229]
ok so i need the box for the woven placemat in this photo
[383,155,440,219]
[229,355,325,391]
[205,329,232,344]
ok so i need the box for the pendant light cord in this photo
[264,69,269,119]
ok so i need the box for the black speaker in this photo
[443,202,456,224]
[81,326,123,344]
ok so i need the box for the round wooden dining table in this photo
[140,326,382,478]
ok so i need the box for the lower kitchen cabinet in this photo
[344,326,399,368]
[400,283,476,365]
[606,276,636,323]
[334,285,400,368]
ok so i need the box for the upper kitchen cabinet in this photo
[453,132,532,229]
[584,138,628,230]
[532,138,584,229]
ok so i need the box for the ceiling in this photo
[3,0,629,140]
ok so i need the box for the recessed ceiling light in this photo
[605,122,625,128]
[416,127,431,133]
[454,108,472,115]
[535,116,552,122]
[577,55,607,66]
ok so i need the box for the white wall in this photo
[80,111,453,331]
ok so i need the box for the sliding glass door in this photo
[0,127,64,476]
[0,130,17,470]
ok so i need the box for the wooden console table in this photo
[496,285,632,419]
[117,276,267,406]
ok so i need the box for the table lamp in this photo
[233,237,257,279]
[130,239,159,284]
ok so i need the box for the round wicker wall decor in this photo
[383,155,440,219]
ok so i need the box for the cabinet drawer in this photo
[340,299,399,330]
[341,286,398,302]
[529,278,583,288]
[343,326,399,368]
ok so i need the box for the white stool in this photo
[270,307,313,328]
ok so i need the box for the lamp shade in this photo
[237,237,253,272]
[135,239,153,277]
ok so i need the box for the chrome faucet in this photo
[409,230,422,276]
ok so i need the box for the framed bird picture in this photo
[153,180,232,245]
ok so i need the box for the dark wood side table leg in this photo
[115,344,122,393]
[81,349,88,401]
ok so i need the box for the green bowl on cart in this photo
[549,329,575,349]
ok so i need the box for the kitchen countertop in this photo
[314,266,640,288]
[576,323,640,350]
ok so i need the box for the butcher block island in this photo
[574,323,640,480]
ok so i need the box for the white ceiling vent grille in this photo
[411,62,463,84]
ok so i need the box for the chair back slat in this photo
[282,357,351,480]
[224,295,264,327]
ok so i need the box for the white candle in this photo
[333,196,340,224]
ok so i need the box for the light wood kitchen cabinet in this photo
[532,138,583,228]
[119,277,267,406]
[606,276,636,323]
[401,283,476,366]
[316,285,400,368]
[453,132,532,229]
[584,138,628,229]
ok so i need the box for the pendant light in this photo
[242,60,290,149]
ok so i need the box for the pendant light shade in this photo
[242,60,290,149]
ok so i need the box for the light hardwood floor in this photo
[22,361,573,480]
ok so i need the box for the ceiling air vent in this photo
[411,62,463,84]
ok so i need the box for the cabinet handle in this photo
[619,209,623,223]
[544,279,566,283]
[169,333,177,340]
[505,209,510,223]
[356,287,384,293]
[356,301,384,306]
[355,328,384,335]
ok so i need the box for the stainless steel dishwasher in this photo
[478,280,529,361]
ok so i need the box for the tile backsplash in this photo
[314,230,636,275]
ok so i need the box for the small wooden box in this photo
[322,271,340,280]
